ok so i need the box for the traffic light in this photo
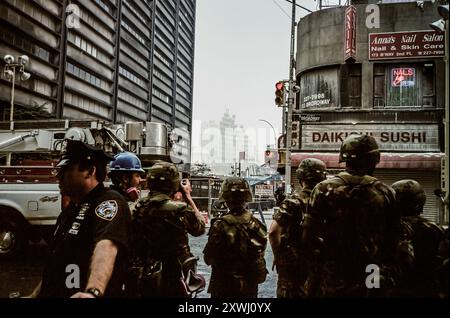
[275,81,285,106]
[291,121,300,148]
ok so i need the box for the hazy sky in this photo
[192,0,319,163]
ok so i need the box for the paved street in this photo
[0,210,276,298]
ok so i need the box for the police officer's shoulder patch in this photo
[95,200,118,221]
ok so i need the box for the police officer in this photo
[109,152,145,207]
[302,134,399,297]
[269,158,326,298]
[130,161,205,297]
[32,139,131,298]
[203,177,268,298]
[391,179,446,297]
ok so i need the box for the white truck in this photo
[0,120,176,258]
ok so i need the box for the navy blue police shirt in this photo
[39,183,130,298]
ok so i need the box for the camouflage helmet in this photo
[146,161,180,193]
[391,179,426,216]
[219,177,253,203]
[296,158,327,183]
[339,134,380,165]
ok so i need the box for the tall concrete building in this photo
[286,1,446,224]
[219,109,237,164]
[0,0,196,146]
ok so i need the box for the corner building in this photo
[290,1,446,224]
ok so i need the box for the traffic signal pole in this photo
[285,0,296,196]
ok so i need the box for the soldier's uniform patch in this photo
[95,200,118,221]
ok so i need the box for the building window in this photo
[12,0,56,30]
[176,102,191,115]
[299,67,339,109]
[118,89,147,110]
[152,108,172,123]
[154,67,172,83]
[0,28,52,62]
[388,66,418,106]
[155,30,173,51]
[177,53,192,74]
[154,50,172,68]
[30,78,53,96]
[121,20,146,46]
[152,87,170,103]
[68,32,101,59]
[177,70,191,85]
[80,7,113,39]
[94,0,111,14]
[66,62,104,89]
[123,0,148,24]
[373,63,435,108]
[340,63,361,108]
[177,87,190,101]
[121,43,148,68]
[119,66,147,88]
[64,91,110,118]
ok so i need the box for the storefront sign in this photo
[301,93,334,108]
[255,184,273,197]
[301,124,440,151]
[391,67,415,87]
[369,30,445,60]
[300,114,321,122]
[345,5,357,62]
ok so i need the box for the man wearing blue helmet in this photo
[109,152,145,204]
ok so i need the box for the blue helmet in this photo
[109,152,144,173]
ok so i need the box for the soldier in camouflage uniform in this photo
[302,134,400,297]
[391,179,446,297]
[203,177,268,298]
[129,161,205,297]
[269,158,327,298]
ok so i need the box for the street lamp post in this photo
[285,0,296,196]
[430,5,449,222]
[258,119,277,148]
[3,54,31,131]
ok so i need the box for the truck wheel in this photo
[0,215,26,258]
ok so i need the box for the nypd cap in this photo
[56,139,114,168]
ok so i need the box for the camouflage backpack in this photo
[331,172,397,268]
[205,212,268,283]
[126,196,188,297]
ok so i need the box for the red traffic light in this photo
[275,81,285,106]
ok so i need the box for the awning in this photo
[290,152,443,169]
[245,174,283,186]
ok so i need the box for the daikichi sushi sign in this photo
[301,124,440,152]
